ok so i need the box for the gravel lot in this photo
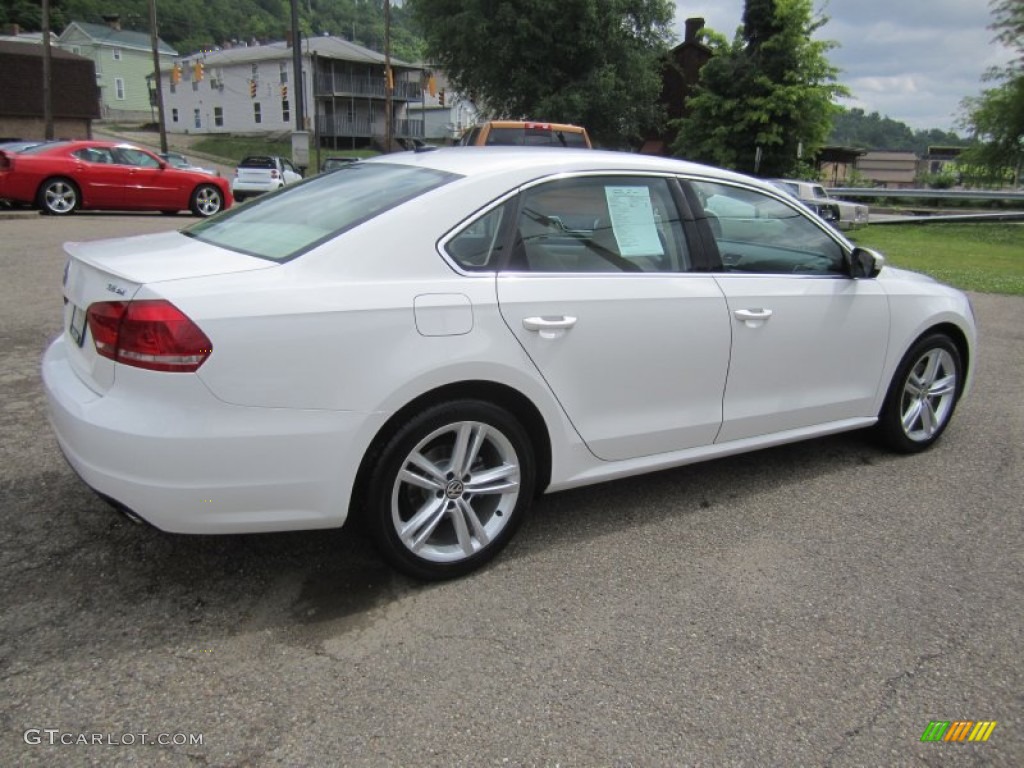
[1,212,1021,767]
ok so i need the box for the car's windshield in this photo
[185,162,459,262]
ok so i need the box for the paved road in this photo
[1,214,1021,767]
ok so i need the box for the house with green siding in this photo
[58,17,177,123]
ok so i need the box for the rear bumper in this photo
[230,181,280,198]
[42,336,372,534]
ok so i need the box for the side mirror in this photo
[848,246,884,279]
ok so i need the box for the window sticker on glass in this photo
[604,186,664,257]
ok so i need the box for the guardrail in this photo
[831,187,1024,202]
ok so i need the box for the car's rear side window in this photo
[186,163,459,262]
[502,176,689,273]
[459,127,482,146]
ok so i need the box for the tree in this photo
[959,0,1024,185]
[408,0,675,146]
[671,0,846,178]
[990,0,1024,62]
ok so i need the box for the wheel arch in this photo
[913,321,971,399]
[36,175,81,211]
[348,380,553,522]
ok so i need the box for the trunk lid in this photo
[61,230,275,393]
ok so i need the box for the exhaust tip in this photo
[96,492,148,526]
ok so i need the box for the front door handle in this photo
[733,308,773,328]
[523,315,577,339]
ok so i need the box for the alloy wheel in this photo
[390,420,521,564]
[899,347,957,442]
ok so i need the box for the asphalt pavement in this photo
[0,214,1021,767]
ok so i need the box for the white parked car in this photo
[43,148,976,579]
[769,178,870,230]
[159,151,219,177]
[231,154,302,201]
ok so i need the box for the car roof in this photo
[369,146,763,189]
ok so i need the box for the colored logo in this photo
[921,720,997,742]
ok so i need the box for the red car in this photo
[0,140,232,217]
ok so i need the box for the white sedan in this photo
[42,148,976,579]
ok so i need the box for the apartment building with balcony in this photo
[161,35,439,148]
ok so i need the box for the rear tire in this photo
[364,400,535,580]
[37,177,79,215]
[876,333,962,453]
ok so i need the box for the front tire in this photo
[876,333,962,453]
[364,400,536,580]
[191,184,223,217]
[37,177,79,215]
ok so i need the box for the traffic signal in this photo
[171,63,182,85]
[250,79,257,98]
[438,89,445,107]
[280,84,287,101]
[192,61,204,82]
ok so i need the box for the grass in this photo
[849,222,1024,296]
[190,135,379,165]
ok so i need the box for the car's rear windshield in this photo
[238,156,276,168]
[486,127,588,148]
[185,162,459,262]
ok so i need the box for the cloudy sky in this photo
[671,0,1017,133]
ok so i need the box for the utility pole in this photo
[384,0,393,152]
[290,0,305,132]
[288,0,309,172]
[148,0,168,153]
[42,0,53,139]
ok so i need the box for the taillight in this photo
[86,300,212,373]
[271,169,280,179]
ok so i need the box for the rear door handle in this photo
[523,315,577,339]
[733,308,773,328]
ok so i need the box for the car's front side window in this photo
[505,176,689,273]
[689,180,845,275]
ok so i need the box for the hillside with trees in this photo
[3,0,425,62]
[829,108,968,155]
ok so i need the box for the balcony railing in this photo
[314,72,422,101]
[317,115,424,139]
